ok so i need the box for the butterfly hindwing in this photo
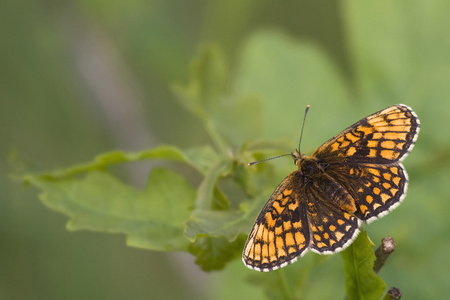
[304,183,361,254]
[242,172,310,272]
[326,163,408,223]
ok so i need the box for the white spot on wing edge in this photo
[242,248,310,272]
[365,163,408,224]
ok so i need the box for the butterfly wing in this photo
[313,104,420,164]
[313,104,420,222]
[243,104,420,271]
[325,163,408,222]
[302,181,361,254]
[242,171,361,271]
[242,172,310,272]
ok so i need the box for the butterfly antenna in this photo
[298,105,310,155]
[248,105,310,167]
[248,153,292,166]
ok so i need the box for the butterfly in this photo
[242,104,420,272]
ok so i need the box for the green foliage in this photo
[188,235,246,271]
[15,0,450,299]
[21,43,388,299]
[25,166,196,251]
[342,231,386,300]
[173,45,263,150]
[21,46,270,273]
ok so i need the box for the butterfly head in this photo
[291,150,303,165]
[293,151,323,179]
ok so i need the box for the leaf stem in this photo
[205,118,228,154]
[195,158,230,211]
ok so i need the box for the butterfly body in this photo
[243,104,420,272]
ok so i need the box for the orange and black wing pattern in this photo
[242,173,310,271]
[313,104,420,164]
[243,104,420,271]
[313,104,420,222]
[242,171,361,272]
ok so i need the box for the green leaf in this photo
[21,145,210,180]
[26,168,196,251]
[174,46,264,150]
[210,93,263,148]
[233,29,350,144]
[184,145,221,174]
[188,235,245,271]
[341,231,386,300]
[246,261,313,300]
[186,205,254,242]
[173,46,228,151]
[343,0,450,148]
[173,45,228,119]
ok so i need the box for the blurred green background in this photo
[2,0,450,299]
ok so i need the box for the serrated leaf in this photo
[184,145,221,174]
[173,45,228,120]
[174,46,264,149]
[21,145,212,180]
[341,231,386,300]
[26,168,196,251]
[188,235,245,271]
[185,195,264,242]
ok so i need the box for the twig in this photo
[373,236,396,274]
[383,287,401,299]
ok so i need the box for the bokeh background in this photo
[2,0,450,299]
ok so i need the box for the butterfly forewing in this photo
[313,104,420,164]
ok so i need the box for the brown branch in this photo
[383,287,402,299]
[373,236,396,274]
